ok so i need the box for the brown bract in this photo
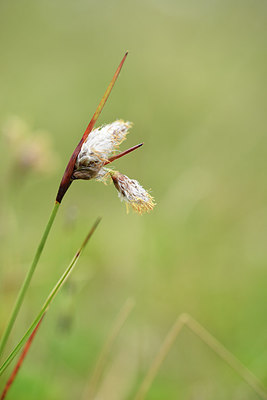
[56,52,128,203]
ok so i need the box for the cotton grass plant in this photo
[0,52,155,393]
[0,51,266,400]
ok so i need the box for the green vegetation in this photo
[0,0,266,398]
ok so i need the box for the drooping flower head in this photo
[111,171,155,214]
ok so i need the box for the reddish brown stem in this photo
[1,316,44,400]
[104,143,143,165]
[56,52,128,203]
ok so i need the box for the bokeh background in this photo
[0,0,267,399]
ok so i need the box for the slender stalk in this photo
[0,316,45,400]
[184,314,267,400]
[134,313,267,400]
[81,298,135,399]
[0,218,100,377]
[0,201,60,359]
[133,316,184,400]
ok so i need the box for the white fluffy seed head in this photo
[111,171,155,214]
[72,120,156,214]
[73,120,132,180]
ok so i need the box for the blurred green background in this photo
[0,0,267,399]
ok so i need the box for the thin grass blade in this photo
[0,201,60,360]
[133,316,184,400]
[0,218,101,377]
[81,298,135,399]
[0,316,45,400]
[134,313,267,400]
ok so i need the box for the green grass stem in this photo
[0,201,60,359]
[0,217,100,377]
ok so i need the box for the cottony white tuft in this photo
[111,171,155,214]
[73,120,131,180]
[72,119,155,214]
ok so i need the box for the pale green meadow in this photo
[0,1,266,399]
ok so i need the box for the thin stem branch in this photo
[133,316,184,400]
[0,202,60,359]
[133,313,267,400]
[104,143,143,165]
[184,314,267,400]
[81,298,135,400]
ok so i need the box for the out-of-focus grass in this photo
[0,0,267,399]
